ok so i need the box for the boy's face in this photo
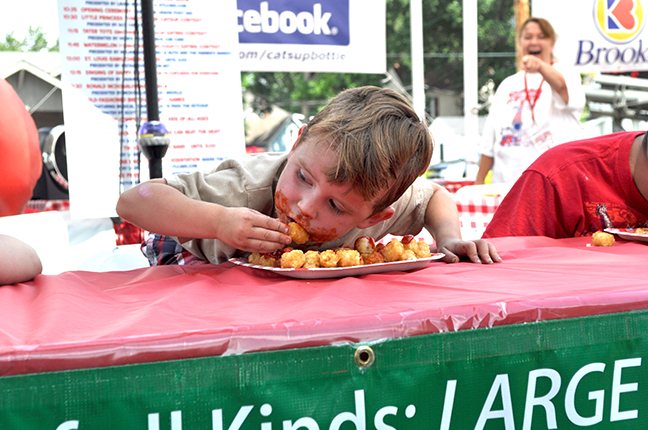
[275,138,392,243]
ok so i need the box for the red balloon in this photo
[0,79,42,217]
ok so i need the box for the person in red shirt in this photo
[482,131,648,238]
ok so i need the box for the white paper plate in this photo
[230,253,445,279]
[604,228,648,243]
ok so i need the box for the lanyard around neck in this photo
[524,72,544,123]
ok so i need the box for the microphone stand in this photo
[138,0,169,179]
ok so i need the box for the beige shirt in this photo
[166,153,434,264]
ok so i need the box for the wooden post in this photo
[514,0,530,70]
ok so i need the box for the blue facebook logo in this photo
[237,0,350,46]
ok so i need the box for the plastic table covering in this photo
[1,235,647,376]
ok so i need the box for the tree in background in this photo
[1,26,58,52]
[242,72,383,119]
[242,0,517,119]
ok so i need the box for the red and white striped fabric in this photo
[25,200,70,213]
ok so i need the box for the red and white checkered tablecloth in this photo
[451,183,513,237]
[454,194,504,231]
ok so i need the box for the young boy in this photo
[117,86,500,265]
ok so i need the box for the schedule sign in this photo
[58,0,244,218]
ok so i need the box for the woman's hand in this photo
[520,54,569,104]
[520,54,546,74]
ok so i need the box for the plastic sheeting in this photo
[1,235,647,376]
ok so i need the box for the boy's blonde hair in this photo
[296,86,434,215]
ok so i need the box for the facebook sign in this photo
[237,0,350,46]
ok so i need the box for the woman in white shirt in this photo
[475,17,585,184]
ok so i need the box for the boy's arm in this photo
[116,179,291,253]
[424,184,501,264]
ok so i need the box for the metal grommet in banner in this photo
[354,345,375,368]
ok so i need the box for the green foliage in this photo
[0,26,58,52]
[241,0,517,118]
[242,72,383,118]
[382,0,517,93]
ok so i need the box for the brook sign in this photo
[535,0,648,72]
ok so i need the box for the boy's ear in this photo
[289,125,308,154]
[357,206,395,229]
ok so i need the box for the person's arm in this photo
[116,179,291,253]
[475,155,494,185]
[521,55,569,104]
[0,235,42,285]
[424,183,501,264]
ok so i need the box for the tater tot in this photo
[401,235,416,251]
[281,249,306,268]
[288,222,310,244]
[592,231,615,247]
[354,236,376,254]
[414,240,432,258]
[248,252,260,265]
[400,250,417,261]
[362,251,385,265]
[258,253,279,267]
[319,249,339,268]
[336,249,363,267]
[380,239,404,262]
[304,250,321,268]
[635,227,648,235]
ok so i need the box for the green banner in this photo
[2,310,647,430]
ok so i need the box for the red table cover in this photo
[1,235,647,376]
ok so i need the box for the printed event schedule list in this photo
[58,0,244,189]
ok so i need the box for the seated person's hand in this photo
[436,238,502,264]
[0,234,42,285]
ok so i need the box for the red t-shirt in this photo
[483,131,648,238]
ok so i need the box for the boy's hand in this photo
[436,238,502,264]
[218,207,292,253]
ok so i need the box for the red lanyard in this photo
[524,72,544,123]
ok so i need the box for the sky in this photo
[2,0,60,43]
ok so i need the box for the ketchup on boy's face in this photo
[275,140,375,244]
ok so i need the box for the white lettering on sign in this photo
[237,2,332,36]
